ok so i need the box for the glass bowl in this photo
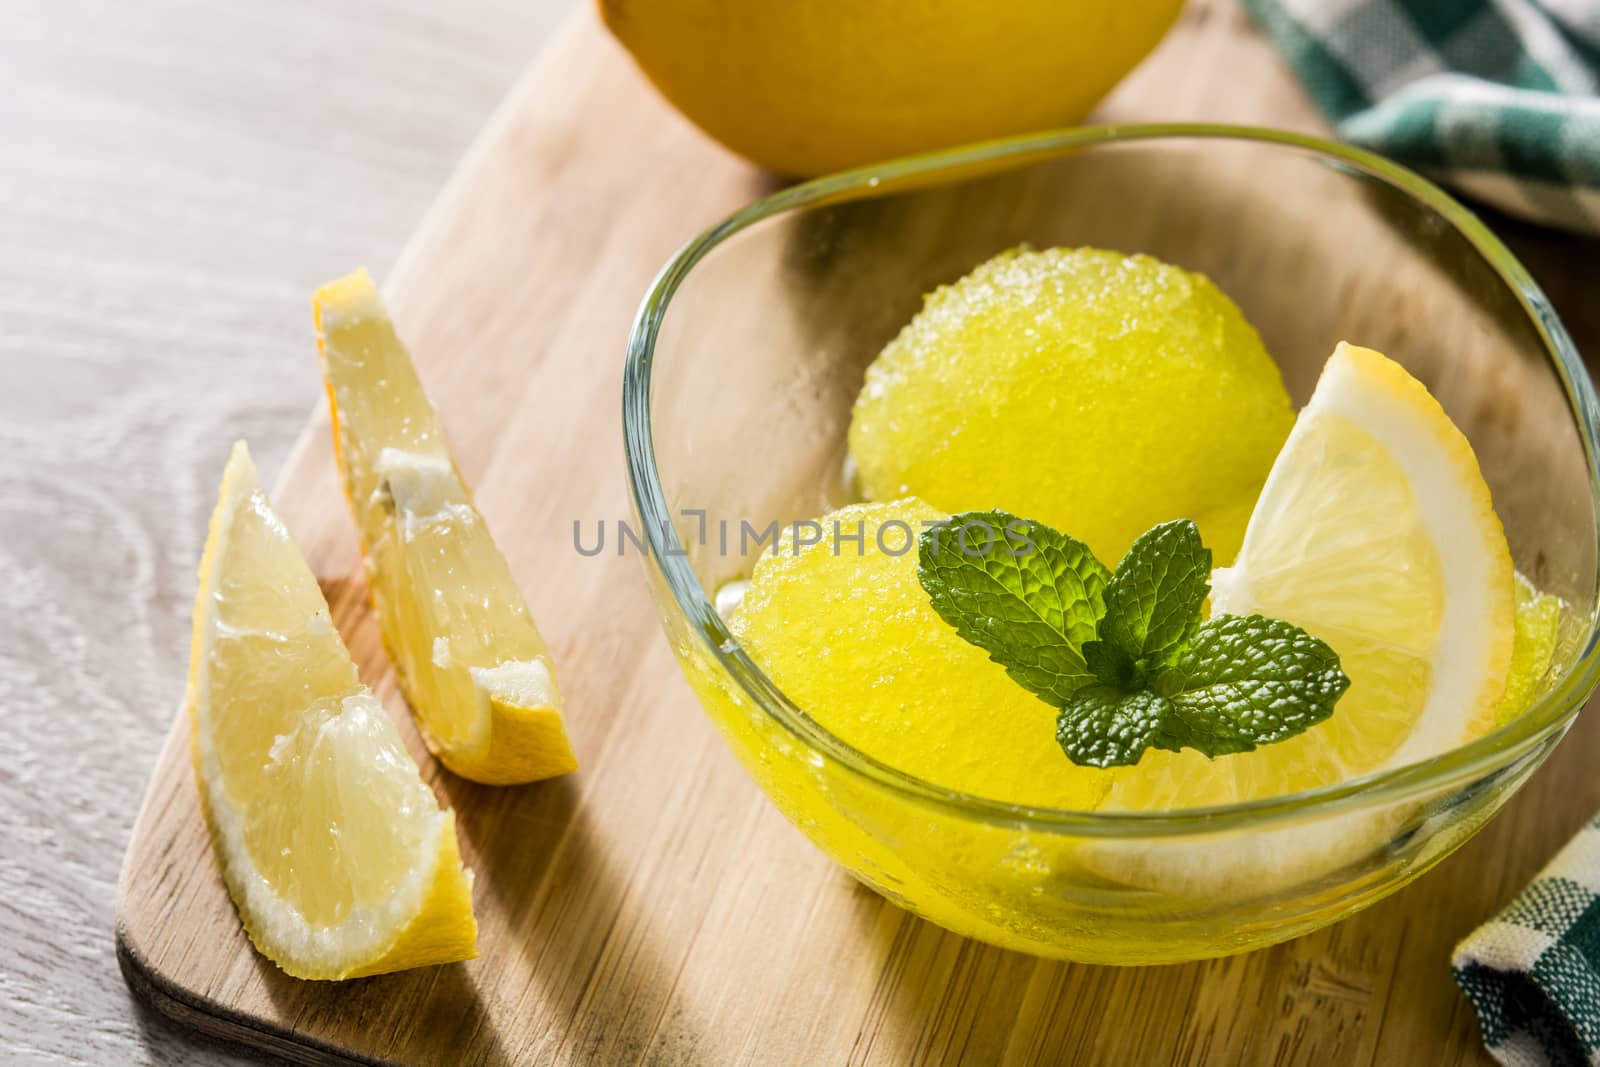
[622,124,1600,965]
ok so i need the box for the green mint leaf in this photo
[1099,519,1211,672]
[917,510,1111,706]
[1152,613,1349,755]
[917,509,1349,770]
[1082,640,1137,689]
[1056,688,1170,768]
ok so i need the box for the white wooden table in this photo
[0,2,569,1061]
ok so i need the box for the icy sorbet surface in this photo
[848,246,1294,565]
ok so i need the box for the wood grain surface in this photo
[104,1,1600,1065]
[0,2,570,1064]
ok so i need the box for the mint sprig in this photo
[919,511,1110,706]
[1098,518,1210,674]
[917,514,1349,768]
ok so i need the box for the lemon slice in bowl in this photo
[187,443,477,979]
[313,270,576,785]
[1107,342,1515,811]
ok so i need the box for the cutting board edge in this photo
[116,921,381,1067]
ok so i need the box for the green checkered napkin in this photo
[1452,813,1600,1066]
[1242,0,1600,234]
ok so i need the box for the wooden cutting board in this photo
[116,3,1600,1064]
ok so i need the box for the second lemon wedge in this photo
[1107,342,1515,810]
[314,270,577,785]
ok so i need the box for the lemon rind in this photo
[1218,342,1514,767]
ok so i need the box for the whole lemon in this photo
[599,0,1185,177]
[848,247,1294,566]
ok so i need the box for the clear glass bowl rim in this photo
[622,122,1600,838]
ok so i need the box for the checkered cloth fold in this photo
[1453,814,1600,1066]
[1243,0,1600,234]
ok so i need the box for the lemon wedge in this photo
[313,270,576,785]
[1107,342,1515,810]
[187,442,477,979]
